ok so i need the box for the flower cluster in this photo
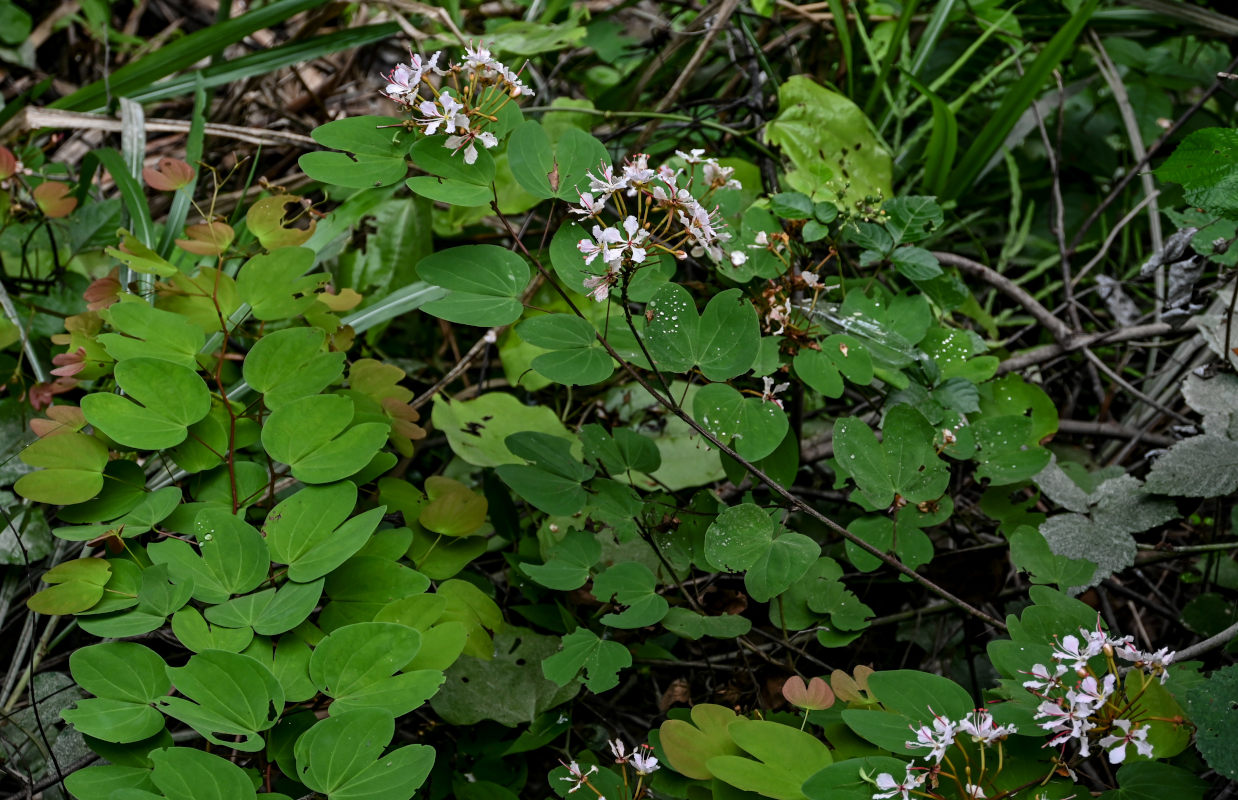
[380,43,531,164]
[571,151,741,301]
[872,708,1017,800]
[1023,624,1172,764]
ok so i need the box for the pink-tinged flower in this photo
[621,154,656,194]
[956,709,1018,744]
[383,52,439,100]
[609,738,628,763]
[559,761,597,794]
[631,746,659,775]
[1022,662,1069,694]
[616,215,650,263]
[578,225,621,266]
[418,92,465,135]
[570,192,606,218]
[703,160,742,190]
[906,713,956,763]
[1052,633,1099,671]
[586,164,628,199]
[1035,698,1096,755]
[873,765,925,800]
[1099,719,1154,764]
[1118,646,1175,683]
[1070,673,1116,713]
[766,297,792,335]
[760,376,790,409]
[582,268,618,302]
[463,42,498,78]
[444,130,498,165]
[801,270,822,289]
[675,148,707,165]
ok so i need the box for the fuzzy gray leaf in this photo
[1182,372,1238,435]
[1091,475,1178,533]
[1144,435,1238,497]
[1040,513,1136,590]
[1033,458,1091,513]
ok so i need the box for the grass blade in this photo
[124,23,399,105]
[51,0,327,112]
[942,0,1099,200]
[92,148,155,248]
[157,77,208,258]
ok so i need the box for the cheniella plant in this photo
[4,21,1238,800]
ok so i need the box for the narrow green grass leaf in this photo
[91,148,155,248]
[52,0,328,111]
[943,0,1099,200]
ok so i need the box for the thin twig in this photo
[933,251,1074,345]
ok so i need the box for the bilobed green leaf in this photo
[82,358,211,450]
[301,115,412,189]
[156,650,284,751]
[693,382,788,462]
[707,719,833,800]
[261,394,389,484]
[27,557,112,615]
[418,245,530,327]
[521,530,601,591]
[866,669,973,723]
[243,327,345,409]
[235,247,324,320]
[646,284,760,380]
[518,313,614,385]
[744,531,820,603]
[542,627,631,693]
[659,704,744,780]
[312,115,413,157]
[99,300,205,368]
[661,608,752,640]
[205,578,324,635]
[432,392,574,467]
[265,483,383,581]
[705,503,775,573]
[295,708,435,800]
[148,510,270,605]
[593,562,669,628]
[310,621,443,716]
[61,642,169,743]
[171,607,254,653]
[14,432,109,505]
[148,746,258,800]
[1099,762,1209,800]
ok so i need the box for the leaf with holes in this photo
[156,650,283,751]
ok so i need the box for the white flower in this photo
[1035,698,1096,755]
[498,65,534,97]
[1052,633,1100,671]
[621,154,656,194]
[571,192,607,218]
[616,215,650,263]
[675,148,707,164]
[754,230,769,246]
[587,164,628,199]
[463,42,499,78]
[703,160,742,190]
[956,709,1017,744]
[419,92,465,135]
[560,761,598,794]
[906,714,956,763]
[1120,646,1175,683]
[873,765,925,800]
[609,738,628,763]
[583,264,619,302]
[383,51,440,101]
[1022,662,1069,694]
[801,270,822,289]
[963,783,987,799]
[578,225,622,266]
[729,251,748,267]
[1099,719,1154,764]
[444,130,498,165]
[1070,673,1116,713]
[631,749,659,775]
[761,376,790,409]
